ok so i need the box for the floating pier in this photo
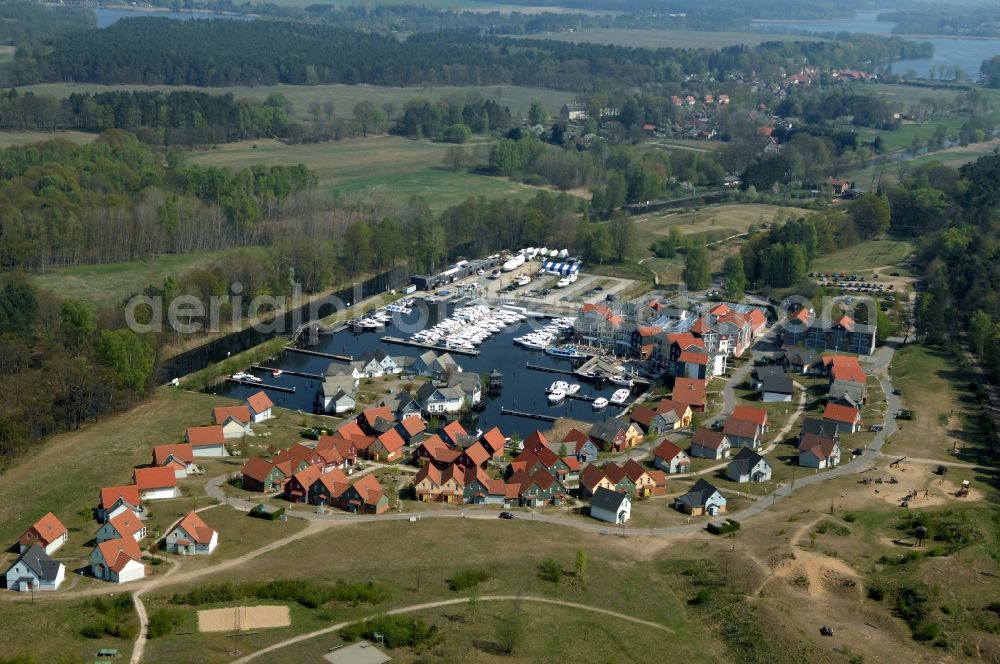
[500,408,557,422]
[250,365,323,381]
[284,347,353,362]
[226,378,295,393]
[380,336,480,357]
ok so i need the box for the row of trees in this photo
[0,18,934,91]
[0,89,290,145]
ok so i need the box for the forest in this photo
[0,132,313,269]
[0,2,95,45]
[0,18,932,90]
[0,89,290,145]
[880,7,1000,38]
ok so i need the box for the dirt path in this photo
[230,595,672,663]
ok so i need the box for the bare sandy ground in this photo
[198,605,291,632]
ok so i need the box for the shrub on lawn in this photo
[80,594,137,639]
[341,615,440,649]
[170,579,390,609]
[448,568,489,592]
[538,558,562,583]
[148,607,186,639]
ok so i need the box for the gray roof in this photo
[728,447,768,474]
[9,544,62,583]
[760,373,793,394]
[323,375,356,399]
[828,381,864,405]
[588,418,626,443]
[323,641,391,664]
[800,417,839,440]
[678,479,722,507]
[753,365,785,381]
[776,348,820,366]
[447,372,481,392]
[591,486,628,512]
[325,361,356,377]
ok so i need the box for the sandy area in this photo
[198,605,291,632]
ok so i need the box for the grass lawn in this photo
[855,117,967,152]
[889,344,991,464]
[808,239,915,274]
[843,138,1000,190]
[633,203,812,253]
[29,247,265,308]
[188,136,552,212]
[515,27,820,49]
[0,129,97,148]
[19,82,574,124]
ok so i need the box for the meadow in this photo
[187,136,557,212]
[808,239,915,273]
[0,129,96,147]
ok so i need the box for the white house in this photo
[590,487,631,524]
[95,509,146,544]
[91,538,145,584]
[354,349,401,378]
[98,485,143,523]
[17,512,68,555]
[651,440,691,474]
[165,511,218,556]
[6,545,65,592]
[726,448,773,483]
[799,435,842,470]
[675,479,727,516]
[212,405,253,439]
[184,425,229,457]
[689,428,732,460]
[244,390,275,422]
[133,467,179,501]
[415,382,466,415]
[152,443,199,479]
[322,374,358,414]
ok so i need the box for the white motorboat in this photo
[566,383,581,395]
[271,369,283,378]
[592,397,609,410]
[548,390,566,404]
[231,372,262,383]
[556,278,570,288]
[610,388,631,405]
[516,275,532,287]
[548,380,569,393]
[608,374,633,387]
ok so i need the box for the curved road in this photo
[230,594,673,664]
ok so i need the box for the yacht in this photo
[610,388,631,405]
[271,369,283,378]
[565,383,581,395]
[545,346,586,359]
[231,372,262,383]
[516,275,532,287]
[548,380,570,393]
[607,374,633,387]
[547,390,566,404]
[592,397,609,410]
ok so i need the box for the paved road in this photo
[230,594,673,664]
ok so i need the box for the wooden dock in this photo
[500,408,557,422]
[250,365,323,381]
[380,336,480,357]
[284,347,353,362]
[526,363,576,376]
[226,378,296,393]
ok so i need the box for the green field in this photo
[19,82,574,124]
[517,27,820,49]
[808,239,914,273]
[188,136,552,212]
[29,248,263,308]
[0,129,97,148]
[855,117,967,152]
[843,139,1000,190]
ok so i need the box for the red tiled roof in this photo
[629,405,656,427]
[351,473,384,503]
[96,537,143,573]
[375,428,406,454]
[730,406,767,427]
[800,434,838,459]
[242,457,279,483]
[656,399,690,418]
[100,485,140,510]
[691,427,728,450]
[24,512,67,546]
[462,441,490,466]
[134,466,177,491]
[723,418,759,439]
[337,420,366,439]
[186,425,225,446]
[690,317,711,335]
[153,443,193,466]
[710,303,729,316]
[442,420,467,443]
[212,405,251,425]
[400,417,426,436]
[835,315,855,332]
[831,365,867,384]
[749,309,767,329]
[672,378,707,406]
[678,350,709,365]
[824,402,860,424]
[108,509,144,539]
[245,390,274,414]
[652,439,684,461]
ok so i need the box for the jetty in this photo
[284,347,353,362]
[250,365,323,381]
[380,336,480,357]
[500,408,557,422]
[226,378,295,393]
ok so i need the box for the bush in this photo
[687,588,713,606]
[249,504,285,520]
[148,607,185,639]
[842,513,857,523]
[341,615,440,649]
[867,585,886,601]
[171,579,390,609]
[448,568,490,592]
[539,558,562,583]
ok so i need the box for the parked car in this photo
[892,388,902,396]
[499,512,515,520]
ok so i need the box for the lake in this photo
[753,10,1000,79]
[94,7,251,28]
[210,303,646,439]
